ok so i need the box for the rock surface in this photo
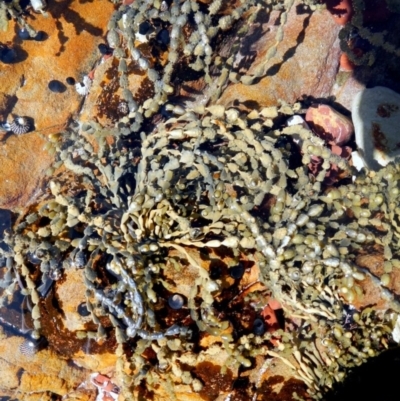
[0,334,93,400]
[0,0,114,210]
[305,103,353,146]
[218,4,341,110]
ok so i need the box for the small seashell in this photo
[73,250,87,268]
[9,116,31,135]
[98,43,112,55]
[31,0,47,13]
[18,29,31,40]
[0,45,18,64]
[160,0,168,11]
[19,333,45,357]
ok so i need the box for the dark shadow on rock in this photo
[0,95,18,119]
[13,23,49,45]
[54,18,69,56]
[0,209,11,252]
[337,8,400,94]
[47,0,104,56]
[0,45,28,64]
[263,13,311,79]
[230,7,273,74]
[234,99,261,111]
[325,346,400,401]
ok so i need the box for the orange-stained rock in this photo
[1,0,113,131]
[72,350,119,374]
[62,389,96,401]
[56,269,92,332]
[79,45,157,126]
[218,3,341,110]
[0,334,93,400]
[0,132,53,210]
[0,0,114,210]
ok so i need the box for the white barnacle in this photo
[194,43,204,56]
[9,116,30,135]
[295,213,309,227]
[170,4,180,17]
[163,83,174,94]
[307,204,324,217]
[75,76,91,96]
[225,108,239,123]
[183,43,194,56]
[30,0,47,13]
[208,0,222,15]
[221,237,239,248]
[194,11,204,24]
[118,59,127,73]
[168,50,179,63]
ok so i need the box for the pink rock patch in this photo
[305,104,354,146]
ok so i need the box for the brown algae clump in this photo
[1,104,399,399]
[0,0,399,400]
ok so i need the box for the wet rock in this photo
[0,133,53,210]
[0,0,114,210]
[331,71,366,111]
[0,334,91,400]
[218,3,341,109]
[305,104,353,146]
[79,51,151,126]
[352,86,400,169]
[0,0,113,131]
[56,269,92,332]
[72,349,118,374]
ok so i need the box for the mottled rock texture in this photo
[0,335,91,400]
[218,4,341,109]
[0,0,114,210]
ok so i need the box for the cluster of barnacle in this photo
[1,97,399,399]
